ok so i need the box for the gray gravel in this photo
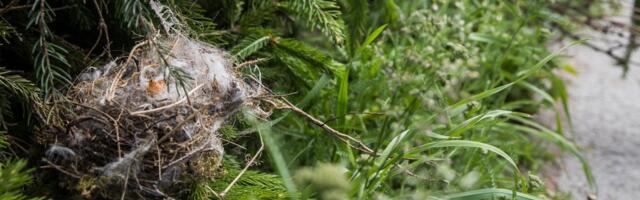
[540,1,640,199]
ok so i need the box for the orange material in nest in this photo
[147,79,166,96]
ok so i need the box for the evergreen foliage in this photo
[280,0,346,44]
[0,131,40,200]
[0,68,41,129]
[27,0,72,93]
[0,159,41,200]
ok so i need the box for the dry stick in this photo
[157,147,162,180]
[395,164,437,181]
[220,133,265,198]
[120,165,131,200]
[69,102,125,158]
[220,138,247,150]
[42,158,81,179]
[162,146,216,170]
[115,110,125,158]
[86,23,104,58]
[0,4,31,14]
[278,98,375,155]
[246,75,375,155]
[206,186,222,199]
[87,0,112,59]
[234,58,269,69]
[157,106,206,144]
[130,83,205,116]
[68,102,125,130]
[106,41,149,101]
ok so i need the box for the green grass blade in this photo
[362,24,387,47]
[408,140,519,174]
[366,130,412,193]
[245,112,298,198]
[446,41,581,113]
[444,188,542,200]
[447,110,518,137]
[519,81,554,104]
[297,73,331,108]
[505,116,596,193]
[336,68,349,125]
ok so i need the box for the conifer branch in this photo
[281,0,346,44]
[27,0,71,94]
[232,35,270,60]
[0,68,41,105]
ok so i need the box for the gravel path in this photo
[541,1,640,199]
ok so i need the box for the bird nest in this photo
[40,35,267,199]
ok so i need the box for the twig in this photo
[0,3,30,15]
[206,185,222,199]
[220,133,264,198]
[157,106,207,144]
[234,58,269,69]
[42,158,81,179]
[246,74,375,154]
[162,145,216,170]
[120,165,131,200]
[221,138,247,150]
[276,98,375,155]
[68,102,125,129]
[86,0,112,59]
[130,83,204,116]
[115,109,124,158]
[157,146,162,180]
[106,41,148,101]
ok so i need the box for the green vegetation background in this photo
[0,0,609,199]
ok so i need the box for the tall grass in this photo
[231,1,595,199]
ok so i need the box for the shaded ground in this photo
[541,1,640,199]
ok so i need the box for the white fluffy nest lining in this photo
[42,32,268,199]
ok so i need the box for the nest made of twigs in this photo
[39,35,264,199]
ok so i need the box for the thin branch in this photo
[245,74,375,154]
[0,4,31,15]
[276,97,375,155]
[220,133,264,198]
[129,83,204,116]
[41,158,81,179]
[105,41,148,101]
[95,0,111,58]
[120,164,131,200]
[234,58,269,69]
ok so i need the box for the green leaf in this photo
[245,112,299,197]
[408,140,519,174]
[362,24,387,47]
[468,33,504,44]
[447,110,526,137]
[425,131,460,140]
[366,130,412,193]
[444,188,541,200]
[336,68,349,124]
[519,81,554,104]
